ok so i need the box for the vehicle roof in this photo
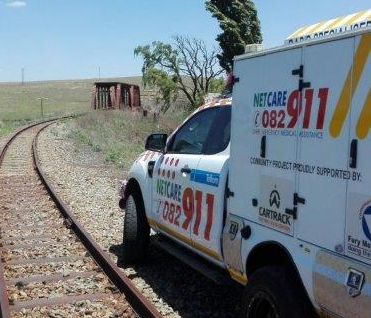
[197,97,232,111]
[235,27,371,62]
[286,9,371,44]
[169,97,232,139]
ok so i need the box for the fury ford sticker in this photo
[346,194,371,263]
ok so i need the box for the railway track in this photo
[0,121,162,318]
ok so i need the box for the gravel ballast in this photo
[0,123,138,317]
[37,120,241,318]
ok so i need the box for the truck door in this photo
[190,106,231,264]
[151,107,221,248]
[296,37,354,250]
[345,33,371,264]
[230,48,302,237]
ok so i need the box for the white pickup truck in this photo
[120,13,371,318]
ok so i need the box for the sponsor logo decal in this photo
[347,199,371,261]
[269,189,281,209]
[190,169,220,187]
[228,221,239,240]
[258,186,292,234]
[360,201,371,241]
[259,207,291,226]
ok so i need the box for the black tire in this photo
[240,266,316,318]
[122,192,150,264]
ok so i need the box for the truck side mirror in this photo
[145,133,167,153]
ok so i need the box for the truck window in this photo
[204,105,231,155]
[168,107,219,155]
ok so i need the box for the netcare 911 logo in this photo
[252,34,371,140]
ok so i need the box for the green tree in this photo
[205,0,262,73]
[135,36,224,112]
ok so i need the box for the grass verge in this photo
[69,110,184,170]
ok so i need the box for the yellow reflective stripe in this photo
[305,22,326,35]
[330,34,371,137]
[325,16,345,31]
[345,11,368,26]
[313,18,337,33]
[296,22,323,37]
[356,89,371,139]
[147,218,221,261]
[287,26,307,39]
[227,268,248,285]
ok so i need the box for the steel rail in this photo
[0,120,163,318]
[32,124,162,318]
[0,120,56,318]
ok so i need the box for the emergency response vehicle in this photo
[120,10,371,318]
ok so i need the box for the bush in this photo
[69,110,183,170]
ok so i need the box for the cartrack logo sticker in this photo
[269,189,281,209]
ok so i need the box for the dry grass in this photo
[0,77,144,138]
[0,81,91,122]
[69,110,184,169]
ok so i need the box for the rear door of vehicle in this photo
[151,107,220,248]
[345,33,371,264]
[190,106,231,264]
[296,36,354,250]
[230,48,302,236]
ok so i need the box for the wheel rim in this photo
[247,292,279,318]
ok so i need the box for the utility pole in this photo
[21,68,25,85]
[37,97,49,120]
[98,66,101,80]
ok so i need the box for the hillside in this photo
[0,77,144,122]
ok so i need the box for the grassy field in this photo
[0,77,144,137]
[0,76,186,167]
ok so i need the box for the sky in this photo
[0,0,369,82]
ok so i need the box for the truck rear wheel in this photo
[240,266,315,318]
[122,192,150,264]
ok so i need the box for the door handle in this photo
[350,139,358,169]
[260,136,266,158]
[147,161,155,178]
[285,207,297,220]
[181,167,191,174]
[294,193,305,205]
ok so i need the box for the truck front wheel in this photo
[240,266,315,318]
[122,193,150,264]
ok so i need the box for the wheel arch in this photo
[125,178,142,198]
[120,177,145,210]
[245,241,314,311]
[245,241,298,276]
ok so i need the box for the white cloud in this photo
[6,1,27,8]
